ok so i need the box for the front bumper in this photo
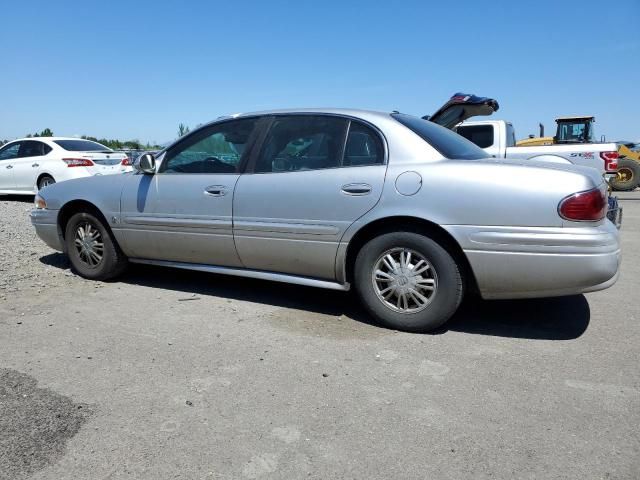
[445,221,621,300]
[30,208,64,251]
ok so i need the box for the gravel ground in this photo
[0,198,71,301]
[0,193,639,479]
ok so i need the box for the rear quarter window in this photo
[392,113,489,160]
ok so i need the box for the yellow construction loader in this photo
[614,144,640,191]
[516,116,597,146]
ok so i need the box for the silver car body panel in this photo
[118,172,243,267]
[233,165,387,279]
[31,108,620,300]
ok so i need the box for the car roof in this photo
[233,108,395,122]
[9,137,102,143]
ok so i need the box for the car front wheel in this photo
[64,211,128,280]
[354,232,463,332]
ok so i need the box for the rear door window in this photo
[392,113,488,160]
[18,140,51,157]
[456,124,495,148]
[254,115,348,173]
[344,122,384,166]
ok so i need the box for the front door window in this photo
[0,143,21,161]
[161,118,259,174]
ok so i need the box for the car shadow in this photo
[39,253,590,340]
[0,194,35,203]
[443,295,590,340]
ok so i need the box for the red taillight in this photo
[63,158,95,167]
[558,188,606,221]
[600,151,619,171]
[121,157,131,166]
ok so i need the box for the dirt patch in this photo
[0,369,93,480]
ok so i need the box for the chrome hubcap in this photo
[73,222,104,267]
[372,248,437,313]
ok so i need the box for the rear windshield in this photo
[392,113,489,160]
[53,140,111,152]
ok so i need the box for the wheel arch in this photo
[342,216,479,295]
[36,172,55,188]
[57,199,111,242]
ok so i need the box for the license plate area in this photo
[607,196,623,229]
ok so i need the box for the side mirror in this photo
[135,153,156,174]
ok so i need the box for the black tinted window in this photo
[54,140,111,152]
[18,140,50,157]
[344,122,384,166]
[161,118,259,174]
[392,113,488,160]
[255,116,348,173]
[0,142,21,161]
[456,124,495,148]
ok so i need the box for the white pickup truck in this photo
[425,94,619,176]
[455,120,620,175]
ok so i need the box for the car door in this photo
[119,117,261,266]
[0,142,21,190]
[15,140,51,191]
[233,115,387,280]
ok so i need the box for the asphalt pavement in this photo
[0,192,638,480]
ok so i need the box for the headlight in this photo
[34,194,47,209]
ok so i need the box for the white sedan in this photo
[0,137,133,194]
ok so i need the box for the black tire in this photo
[610,158,640,191]
[37,175,55,190]
[354,232,463,332]
[64,211,128,280]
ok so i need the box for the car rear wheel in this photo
[354,232,463,332]
[64,211,128,280]
[37,175,55,190]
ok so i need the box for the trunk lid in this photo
[425,93,499,129]
[80,151,127,166]
[487,156,605,187]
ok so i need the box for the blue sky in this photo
[1,0,638,144]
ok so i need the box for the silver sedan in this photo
[31,108,621,332]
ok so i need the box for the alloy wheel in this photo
[371,247,438,313]
[73,222,104,268]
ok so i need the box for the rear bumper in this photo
[30,208,64,251]
[445,222,621,299]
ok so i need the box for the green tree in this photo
[39,128,54,137]
[178,123,190,137]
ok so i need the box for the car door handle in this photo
[341,183,372,195]
[204,185,227,196]
[32,163,39,167]
[5,165,13,169]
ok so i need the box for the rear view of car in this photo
[52,139,132,178]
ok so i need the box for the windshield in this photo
[556,121,594,143]
[392,113,489,160]
[53,140,111,152]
